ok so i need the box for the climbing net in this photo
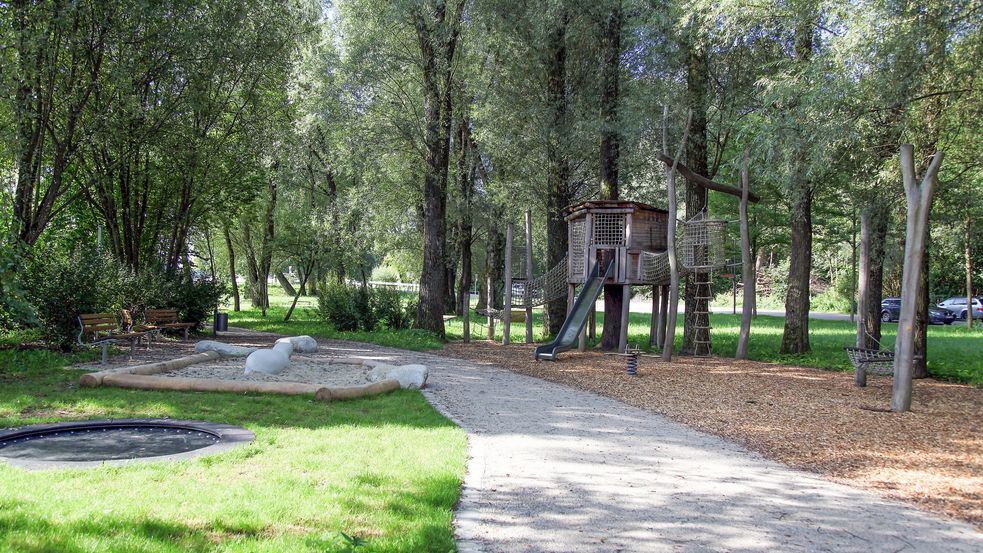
[678,213,728,271]
[510,255,568,308]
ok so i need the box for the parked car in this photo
[880,298,955,325]
[936,297,983,320]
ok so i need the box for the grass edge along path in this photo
[227,297,982,386]
[0,347,467,553]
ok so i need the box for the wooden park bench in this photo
[144,308,196,340]
[77,313,147,364]
[121,309,160,349]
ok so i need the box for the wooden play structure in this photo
[532,200,729,359]
[480,111,757,361]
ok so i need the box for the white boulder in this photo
[195,340,257,357]
[367,363,399,383]
[276,335,318,353]
[245,347,290,375]
[367,363,428,390]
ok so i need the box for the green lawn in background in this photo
[228,287,983,386]
[0,342,466,552]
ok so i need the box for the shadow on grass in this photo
[0,487,461,553]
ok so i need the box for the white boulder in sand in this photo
[245,341,293,375]
[367,363,428,389]
[275,335,317,353]
[195,340,257,357]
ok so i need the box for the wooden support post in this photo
[649,285,659,346]
[589,304,596,341]
[503,223,513,345]
[525,210,534,343]
[661,106,691,362]
[892,145,942,412]
[736,148,753,360]
[487,275,495,341]
[567,284,575,316]
[619,285,631,353]
[579,319,586,351]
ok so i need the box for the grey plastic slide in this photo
[534,259,614,361]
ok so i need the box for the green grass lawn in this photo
[0,346,467,552]
[229,287,983,386]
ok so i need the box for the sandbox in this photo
[80,349,404,401]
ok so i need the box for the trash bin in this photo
[213,312,229,333]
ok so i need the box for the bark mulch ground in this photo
[441,341,983,530]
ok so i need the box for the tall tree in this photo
[598,0,623,351]
[779,10,816,355]
[412,0,466,337]
[544,4,572,337]
[682,37,710,355]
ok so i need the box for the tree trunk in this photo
[850,209,857,323]
[545,6,571,337]
[284,262,313,323]
[683,40,710,355]
[781,180,812,354]
[598,1,623,351]
[258,177,278,316]
[223,225,240,312]
[411,1,463,337]
[912,236,930,379]
[455,118,475,318]
[892,145,942,413]
[857,202,889,349]
[780,19,815,355]
[967,219,974,330]
[275,272,296,297]
[241,221,262,308]
[736,149,752,360]
[661,107,692,361]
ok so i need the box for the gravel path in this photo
[298,339,981,553]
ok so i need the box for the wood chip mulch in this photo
[441,342,983,530]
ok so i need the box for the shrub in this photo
[317,283,409,332]
[373,287,412,330]
[0,244,36,329]
[317,282,360,331]
[25,250,126,350]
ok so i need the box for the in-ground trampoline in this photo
[0,419,254,470]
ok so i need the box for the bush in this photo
[373,287,412,330]
[317,284,414,332]
[317,282,361,331]
[25,250,127,350]
[0,244,36,329]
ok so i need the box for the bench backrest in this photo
[79,313,117,338]
[146,308,179,324]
